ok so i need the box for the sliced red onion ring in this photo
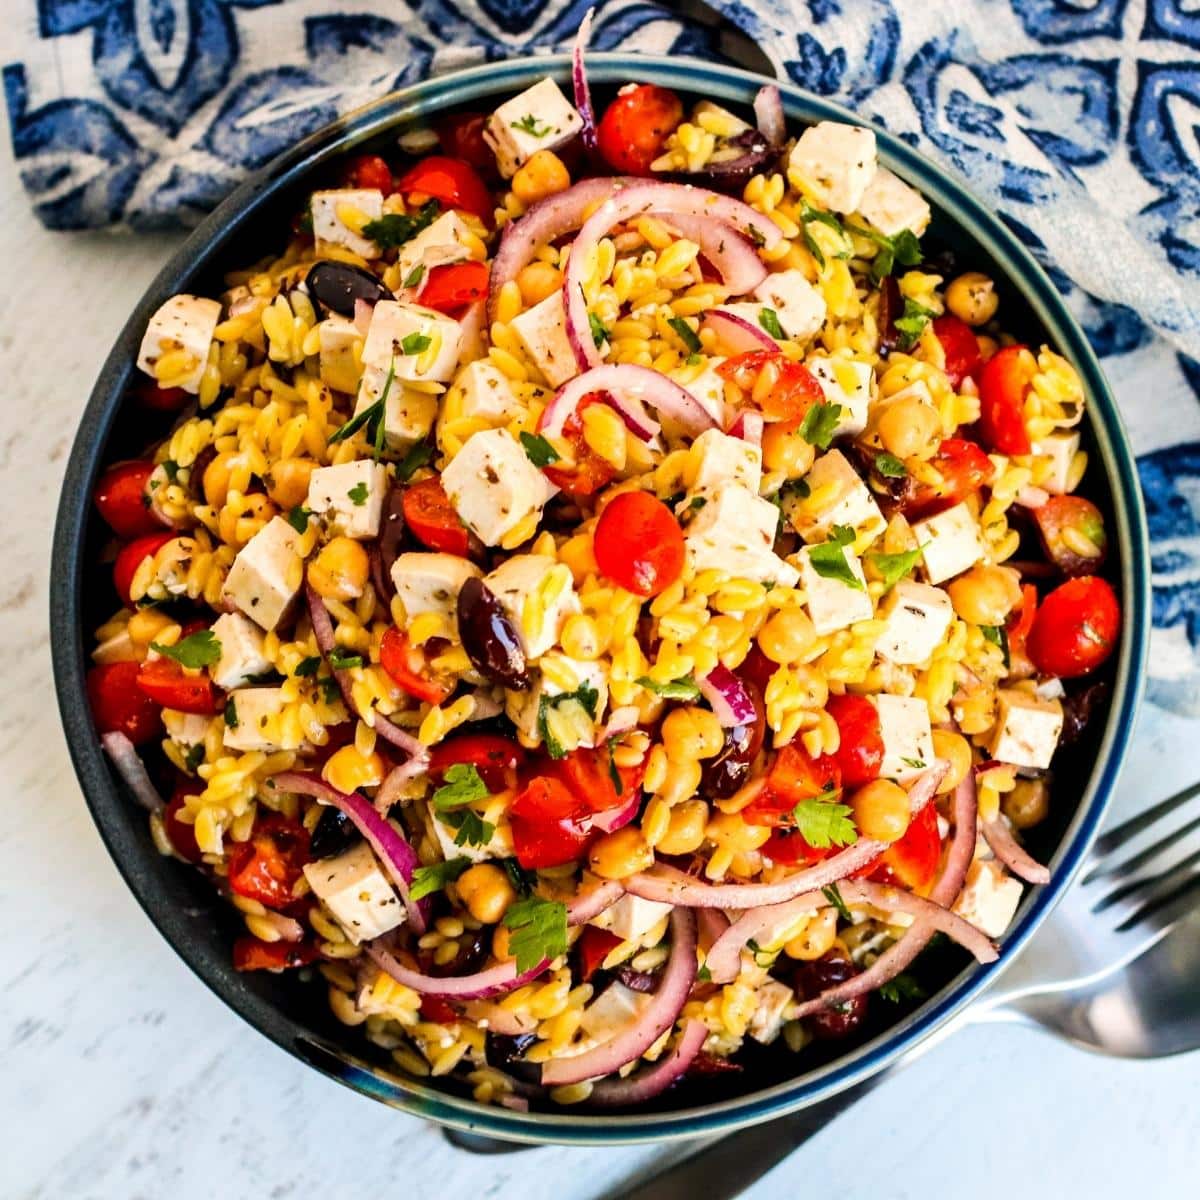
[697,664,756,728]
[705,890,821,984]
[696,906,731,951]
[564,879,625,925]
[373,755,428,814]
[564,182,783,370]
[700,308,777,354]
[728,410,764,446]
[268,771,430,933]
[586,1018,708,1107]
[572,8,598,152]
[538,363,717,441]
[653,212,768,296]
[541,908,698,1086]
[499,1094,530,1113]
[753,84,786,148]
[589,792,640,834]
[368,943,550,1000]
[101,731,165,813]
[981,816,1051,884]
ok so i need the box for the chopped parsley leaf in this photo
[874,451,907,478]
[402,263,426,289]
[588,312,610,348]
[396,440,433,482]
[361,201,440,249]
[606,740,623,794]
[688,496,707,511]
[409,858,471,901]
[878,972,926,1004]
[511,113,552,138]
[503,896,568,973]
[867,545,923,592]
[184,743,205,773]
[519,431,561,468]
[697,963,713,983]
[685,352,703,366]
[807,524,864,591]
[223,698,239,729]
[161,460,180,484]
[150,630,222,669]
[981,623,1010,668]
[893,298,935,351]
[793,796,856,849]
[293,656,322,678]
[758,306,786,340]
[319,676,341,705]
[821,882,853,923]
[667,315,702,354]
[328,647,364,670]
[446,809,496,848]
[844,220,923,284]
[798,201,851,271]
[537,682,600,759]
[287,505,311,534]
[329,358,397,460]
[635,675,701,701]
[400,331,432,356]
[502,858,538,897]
[432,763,490,811]
[798,400,844,450]
[347,481,369,507]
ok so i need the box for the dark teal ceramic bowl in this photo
[51,54,1149,1144]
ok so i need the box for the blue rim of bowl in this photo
[51,53,1149,1144]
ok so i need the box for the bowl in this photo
[51,53,1150,1144]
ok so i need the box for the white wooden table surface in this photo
[3,132,1197,1199]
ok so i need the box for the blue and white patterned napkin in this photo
[6,0,1199,712]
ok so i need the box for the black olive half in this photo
[305,261,390,317]
[457,577,530,690]
[310,807,360,860]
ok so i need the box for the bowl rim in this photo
[50,52,1150,1144]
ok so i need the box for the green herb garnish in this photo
[400,331,432,356]
[511,113,552,138]
[328,647,364,670]
[867,546,923,592]
[184,743,205,773]
[223,698,239,729]
[519,431,561,468]
[981,623,1010,668]
[807,525,864,591]
[901,756,927,770]
[635,675,702,701]
[402,263,426,289]
[432,763,490,811]
[798,201,851,271]
[844,220,923,284]
[792,795,857,850]
[396,440,433,482]
[537,682,600,759]
[502,858,538,897]
[798,400,844,450]
[758,307,786,340]
[445,809,496,848]
[150,630,221,670]
[588,312,610,349]
[293,656,321,678]
[667,315,702,354]
[329,358,396,460]
[893,298,935,351]
[878,972,926,1004]
[347,481,369,507]
[361,201,440,249]
[697,963,713,983]
[606,740,623,795]
[503,896,568,973]
[287,505,311,534]
[874,452,907,478]
[409,858,471,901]
[821,883,854,923]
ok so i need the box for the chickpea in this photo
[516,260,563,307]
[589,826,654,880]
[945,272,999,327]
[948,565,1023,627]
[656,799,710,855]
[931,729,972,795]
[762,419,816,478]
[758,609,818,666]
[850,779,912,843]
[877,397,942,460]
[203,451,237,508]
[308,536,369,601]
[1003,778,1050,830]
[661,706,725,760]
[456,863,517,925]
[785,906,838,960]
[266,458,317,510]
[705,810,771,851]
[511,150,571,205]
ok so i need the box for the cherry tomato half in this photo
[429,734,526,792]
[402,478,469,557]
[227,814,311,909]
[545,746,644,818]
[717,352,825,422]
[870,803,941,892]
[136,657,223,715]
[344,153,393,193]
[132,378,190,413]
[1033,495,1108,576]
[745,744,842,827]
[163,786,204,862]
[380,627,455,705]
[87,661,163,745]
[825,693,884,788]
[575,926,622,982]
[419,261,489,316]
[541,402,616,496]
[1026,575,1120,679]
[396,156,494,224]
[931,315,983,390]
[435,113,496,176]
[902,438,994,519]
[510,775,593,870]
[113,531,175,605]
[1006,583,1039,678]
[762,828,828,866]
[232,937,320,972]
[94,461,161,539]
[978,344,1035,455]
[593,491,685,598]
[596,84,684,175]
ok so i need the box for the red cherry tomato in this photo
[232,937,320,972]
[113,531,175,605]
[762,828,829,866]
[94,461,161,539]
[510,775,593,869]
[1033,495,1108,576]
[379,627,454,705]
[596,84,684,175]
[402,478,469,557]
[541,402,616,496]
[396,156,494,223]
[593,491,685,598]
[344,153,393,193]
[227,814,311,909]
[736,645,777,698]
[576,926,622,982]
[1006,583,1039,677]
[546,746,645,818]
[87,661,163,745]
[435,113,496,175]
[419,996,461,1024]
[825,693,884,788]
[869,803,941,892]
[717,352,825,422]
[135,657,223,715]
[1026,575,1120,678]
[744,744,842,826]
[931,315,983,389]
[132,378,190,412]
[429,734,526,792]
[419,261,489,316]
[978,344,1035,455]
[163,786,203,862]
[903,438,994,519]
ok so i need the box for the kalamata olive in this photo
[427,928,487,978]
[701,680,765,798]
[485,1032,542,1084]
[187,444,217,500]
[1059,679,1110,747]
[309,807,361,860]
[614,965,660,993]
[375,485,408,598]
[877,275,903,356]
[794,953,868,1039]
[457,577,530,690]
[305,261,389,316]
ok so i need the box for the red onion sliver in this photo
[373,756,428,815]
[705,890,823,984]
[981,816,1051,884]
[542,908,698,1086]
[572,8,598,152]
[267,771,430,933]
[368,943,549,999]
[587,1018,708,1107]
[700,308,778,354]
[753,84,787,148]
[101,731,165,813]
[697,664,756,728]
[588,791,640,834]
[564,880,625,925]
[696,906,731,952]
[728,410,764,446]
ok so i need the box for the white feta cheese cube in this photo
[953,858,1024,938]
[807,356,874,438]
[136,294,221,394]
[396,210,473,283]
[587,893,673,943]
[302,842,406,943]
[874,694,935,783]
[317,315,363,395]
[1032,431,1081,495]
[913,502,986,584]
[486,555,579,659]
[784,450,886,546]
[306,460,389,540]
[875,580,954,666]
[163,710,213,748]
[579,982,652,1043]
[754,270,828,343]
[484,78,584,178]
[509,290,584,387]
[441,428,558,547]
[989,688,1064,770]
[690,427,762,495]
[788,121,878,214]
[454,360,521,422]
[685,485,800,588]
[354,369,438,451]
[390,552,482,621]
[672,357,728,426]
[748,979,794,1045]
[310,188,384,259]
[431,812,514,865]
[222,687,291,752]
[361,300,462,383]
[92,628,137,665]
[796,545,873,635]
[854,166,930,238]
[221,516,303,631]
[209,612,270,690]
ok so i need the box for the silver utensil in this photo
[611,778,1200,1199]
